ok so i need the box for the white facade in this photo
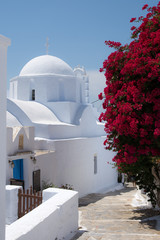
[0,35,11,240]
[7,54,118,197]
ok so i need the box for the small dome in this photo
[19,55,74,76]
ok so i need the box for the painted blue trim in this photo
[13,159,23,180]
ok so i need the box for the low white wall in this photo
[6,185,22,225]
[6,188,78,240]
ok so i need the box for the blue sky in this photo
[0,0,159,103]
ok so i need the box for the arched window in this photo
[32,89,35,100]
[94,154,97,174]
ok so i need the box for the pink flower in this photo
[130,18,136,23]
[131,26,136,31]
[99,113,104,122]
[154,128,160,138]
[105,40,121,49]
[99,1,160,168]
[140,129,148,138]
[142,4,148,10]
[98,92,103,100]
[138,16,143,21]
[99,68,104,72]
[146,13,152,18]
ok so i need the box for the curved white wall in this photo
[10,74,85,104]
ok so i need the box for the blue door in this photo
[13,159,24,180]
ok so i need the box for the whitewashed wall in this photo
[6,185,22,224]
[35,136,117,197]
[10,74,85,104]
[0,35,10,240]
[6,126,35,188]
[6,188,78,240]
[7,126,35,156]
[6,127,117,197]
[53,136,117,197]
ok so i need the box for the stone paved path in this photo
[71,184,160,240]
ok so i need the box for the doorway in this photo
[13,159,24,180]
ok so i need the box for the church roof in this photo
[7,99,61,125]
[19,55,74,77]
[7,111,22,126]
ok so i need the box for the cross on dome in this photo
[45,37,49,55]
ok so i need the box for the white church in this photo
[0,35,119,240]
[6,52,118,197]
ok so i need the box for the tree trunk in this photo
[152,164,160,207]
[157,189,160,208]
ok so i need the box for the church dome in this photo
[19,55,74,76]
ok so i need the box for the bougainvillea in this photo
[99,2,160,206]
